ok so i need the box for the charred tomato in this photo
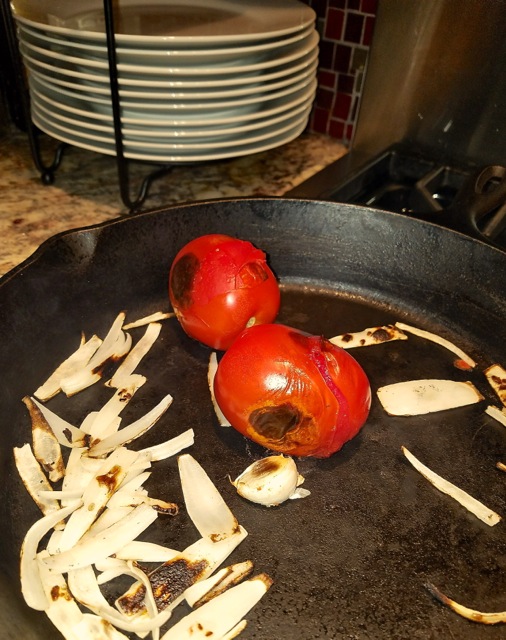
[169,234,280,350]
[214,324,371,458]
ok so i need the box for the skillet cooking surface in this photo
[0,198,504,639]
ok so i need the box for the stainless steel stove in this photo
[288,1,506,250]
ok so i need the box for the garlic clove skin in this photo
[232,455,310,507]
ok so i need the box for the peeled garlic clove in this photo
[232,456,309,507]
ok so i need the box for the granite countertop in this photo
[0,124,347,277]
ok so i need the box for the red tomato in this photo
[169,234,280,350]
[214,324,371,458]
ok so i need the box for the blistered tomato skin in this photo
[214,324,372,458]
[169,234,280,350]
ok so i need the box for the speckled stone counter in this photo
[0,124,346,276]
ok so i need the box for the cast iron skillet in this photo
[0,198,504,639]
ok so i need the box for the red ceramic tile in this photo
[361,0,378,14]
[318,39,335,69]
[315,86,335,110]
[329,0,347,9]
[318,69,337,89]
[311,107,331,134]
[344,12,364,43]
[334,43,352,72]
[363,15,375,46]
[325,8,345,40]
[337,73,355,93]
[328,118,345,140]
[332,92,352,120]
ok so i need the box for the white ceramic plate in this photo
[17,21,315,66]
[29,60,318,113]
[29,76,316,129]
[31,103,310,163]
[31,92,313,149]
[26,56,318,102]
[13,0,315,45]
[21,45,319,88]
[20,30,318,77]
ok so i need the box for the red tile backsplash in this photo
[304,0,377,143]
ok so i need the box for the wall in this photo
[303,0,378,143]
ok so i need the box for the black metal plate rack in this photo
[2,0,174,212]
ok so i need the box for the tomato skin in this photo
[214,324,371,458]
[169,234,280,350]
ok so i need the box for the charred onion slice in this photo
[13,443,61,517]
[402,446,501,526]
[329,324,407,349]
[185,560,254,608]
[484,364,506,407]
[23,396,64,482]
[107,321,161,388]
[33,334,102,401]
[377,379,484,415]
[29,397,89,448]
[159,573,272,640]
[426,582,506,624]
[395,322,476,369]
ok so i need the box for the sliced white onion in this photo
[43,503,158,573]
[60,313,130,396]
[232,456,310,507]
[22,396,65,483]
[402,446,501,526]
[84,376,146,440]
[377,379,484,415]
[485,404,506,427]
[88,393,174,457]
[185,561,254,608]
[68,564,173,634]
[108,322,162,388]
[426,582,506,624]
[160,574,272,640]
[484,363,506,407]
[20,502,81,610]
[56,447,139,552]
[329,324,407,349]
[395,322,476,369]
[117,528,248,617]
[220,620,248,640]
[114,541,180,563]
[178,454,239,541]
[85,507,135,536]
[29,396,89,448]
[138,428,195,463]
[123,311,174,330]
[13,443,60,517]
[208,352,231,427]
[60,447,102,507]
[34,334,102,401]
[74,614,131,639]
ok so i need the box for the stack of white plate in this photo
[12,0,318,163]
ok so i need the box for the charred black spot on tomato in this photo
[170,252,200,308]
[237,260,269,287]
[249,403,302,440]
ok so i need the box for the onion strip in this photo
[13,443,61,517]
[160,574,272,640]
[402,446,501,526]
[107,322,162,388]
[395,322,476,369]
[486,405,506,427]
[208,353,231,427]
[33,334,102,401]
[426,582,506,624]
[484,363,506,407]
[329,324,407,349]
